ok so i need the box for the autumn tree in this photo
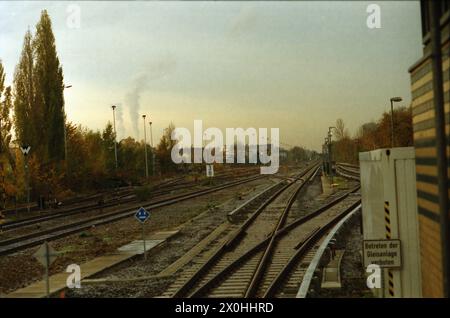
[102,122,116,174]
[356,122,378,150]
[0,60,16,207]
[156,123,176,173]
[288,146,308,162]
[0,61,13,156]
[13,30,35,149]
[332,119,357,163]
[376,107,413,148]
[63,124,110,191]
[11,11,66,201]
[116,137,152,183]
[331,107,413,164]
[33,10,65,162]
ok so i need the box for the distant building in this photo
[408,0,449,297]
[279,148,288,162]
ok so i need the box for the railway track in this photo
[162,163,329,297]
[336,162,359,170]
[0,169,262,232]
[0,173,274,256]
[335,163,360,181]
[1,186,135,216]
[1,167,259,218]
[260,194,360,298]
[161,168,360,298]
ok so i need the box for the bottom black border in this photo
[1,298,449,317]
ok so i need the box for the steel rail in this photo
[263,201,361,297]
[335,165,360,181]
[295,203,361,298]
[170,164,320,298]
[336,165,359,176]
[244,166,320,297]
[0,171,262,232]
[335,162,359,170]
[1,168,257,218]
[0,174,267,256]
[187,186,359,298]
[226,182,286,223]
[223,165,319,249]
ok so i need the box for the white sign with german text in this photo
[363,239,401,268]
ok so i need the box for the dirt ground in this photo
[0,177,275,296]
[2,169,367,298]
[66,178,280,298]
[67,174,326,298]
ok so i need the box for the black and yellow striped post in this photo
[384,201,395,297]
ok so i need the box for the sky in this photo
[0,1,423,151]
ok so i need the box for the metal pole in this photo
[143,115,148,179]
[149,122,153,147]
[25,155,30,213]
[327,126,336,183]
[390,99,394,148]
[322,143,326,172]
[111,105,118,169]
[149,122,154,176]
[142,223,147,261]
[328,134,333,184]
[324,139,326,174]
[45,241,50,297]
[389,98,402,148]
[429,0,449,297]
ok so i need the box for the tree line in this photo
[330,107,413,164]
[0,10,162,208]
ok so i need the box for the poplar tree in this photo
[33,10,65,162]
[0,60,13,161]
[1,60,15,206]
[0,71,13,150]
[13,30,35,150]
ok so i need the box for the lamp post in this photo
[390,97,402,147]
[149,122,153,147]
[328,127,336,179]
[143,115,149,179]
[322,138,327,174]
[149,121,155,176]
[63,85,72,161]
[111,105,118,169]
[324,137,329,175]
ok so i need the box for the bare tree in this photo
[334,118,348,140]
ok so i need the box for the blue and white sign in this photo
[135,207,150,223]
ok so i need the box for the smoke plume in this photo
[125,57,176,139]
